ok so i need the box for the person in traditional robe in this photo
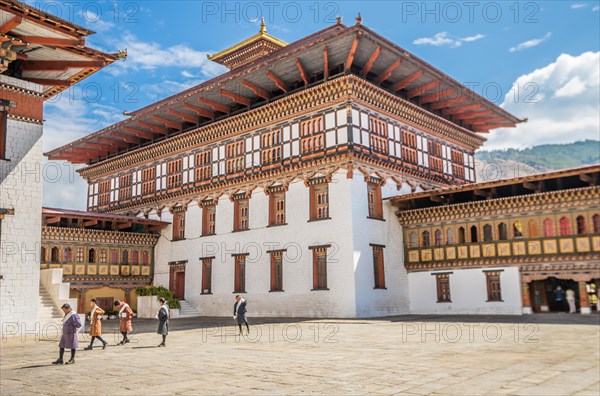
[233,295,250,335]
[52,303,81,365]
[566,288,577,313]
[114,300,134,345]
[84,298,107,350]
[156,297,169,347]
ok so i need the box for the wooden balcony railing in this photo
[40,261,151,277]
[406,234,600,268]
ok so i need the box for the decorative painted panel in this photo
[513,241,526,256]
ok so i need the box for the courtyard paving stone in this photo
[0,315,598,395]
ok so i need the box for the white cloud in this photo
[82,10,115,32]
[108,33,227,78]
[40,32,229,209]
[570,3,587,8]
[43,159,88,210]
[43,98,124,151]
[509,32,552,52]
[554,76,586,97]
[42,96,126,210]
[483,51,600,150]
[41,71,216,209]
[143,78,207,100]
[413,32,485,48]
[271,24,291,34]
[462,34,486,42]
[414,32,458,47]
[593,5,600,11]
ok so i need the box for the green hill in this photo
[476,140,600,172]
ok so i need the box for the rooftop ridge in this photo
[206,17,288,68]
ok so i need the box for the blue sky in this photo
[28,1,599,208]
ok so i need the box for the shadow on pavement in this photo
[18,364,53,369]
[378,313,600,325]
[88,313,599,337]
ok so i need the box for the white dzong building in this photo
[47,18,532,318]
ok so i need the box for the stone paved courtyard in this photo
[1,315,599,395]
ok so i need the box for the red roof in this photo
[0,0,123,98]
[45,21,522,164]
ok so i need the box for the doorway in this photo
[168,261,186,300]
[530,277,579,313]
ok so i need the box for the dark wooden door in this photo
[175,270,185,300]
[169,267,176,294]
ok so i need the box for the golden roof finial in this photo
[116,48,127,60]
[355,13,362,25]
[260,17,266,34]
[336,16,343,24]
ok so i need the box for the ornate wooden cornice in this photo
[520,261,600,274]
[519,262,600,282]
[101,154,449,214]
[405,253,599,272]
[397,186,600,226]
[107,155,350,213]
[42,226,160,246]
[0,82,44,98]
[65,276,152,289]
[79,77,350,179]
[78,75,483,180]
[7,114,43,125]
[349,153,458,189]
[348,77,485,149]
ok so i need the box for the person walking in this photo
[114,300,134,345]
[566,288,577,313]
[84,298,107,350]
[233,295,250,335]
[156,297,169,347]
[52,303,81,365]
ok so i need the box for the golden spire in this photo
[355,13,362,25]
[260,17,266,34]
[336,16,343,24]
[207,17,287,68]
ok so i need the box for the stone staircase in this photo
[38,284,62,325]
[178,300,201,318]
[38,269,78,331]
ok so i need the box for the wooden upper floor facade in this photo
[40,208,168,287]
[390,165,600,272]
[83,98,477,213]
[45,19,521,214]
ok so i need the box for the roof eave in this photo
[388,164,600,206]
[0,0,95,36]
[354,24,521,126]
